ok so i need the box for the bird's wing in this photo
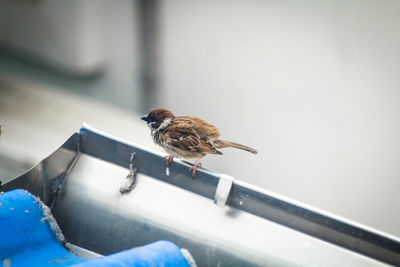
[164,125,222,155]
[174,116,220,141]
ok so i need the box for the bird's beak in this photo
[141,115,149,122]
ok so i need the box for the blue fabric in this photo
[0,189,192,267]
[0,189,86,267]
[72,241,191,267]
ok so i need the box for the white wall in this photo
[1,0,399,237]
[158,0,400,236]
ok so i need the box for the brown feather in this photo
[174,116,220,141]
[161,123,222,159]
[213,140,258,154]
[144,108,256,164]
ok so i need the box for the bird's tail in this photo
[214,140,257,155]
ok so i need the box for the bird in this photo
[141,108,257,177]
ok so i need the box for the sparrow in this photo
[141,108,257,177]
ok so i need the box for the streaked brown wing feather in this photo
[174,116,220,141]
[165,124,220,155]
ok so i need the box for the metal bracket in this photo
[214,174,235,207]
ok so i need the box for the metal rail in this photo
[2,125,399,266]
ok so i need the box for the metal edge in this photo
[227,182,400,265]
[2,124,399,265]
[1,132,79,205]
[79,123,219,200]
[79,125,400,265]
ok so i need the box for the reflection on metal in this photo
[2,125,400,266]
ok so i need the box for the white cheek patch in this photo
[157,118,172,130]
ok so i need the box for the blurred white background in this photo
[0,0,399,237]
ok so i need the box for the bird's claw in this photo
[164,155,174,167]
[189,162,202,178]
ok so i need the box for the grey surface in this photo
[2,133,78,205]
[0,153,32,185]
[159,1,400,239]
[2,126,399,266]
[1,0,400,239]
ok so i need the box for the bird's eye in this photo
[150,121,160,129]
[148,116,156,122]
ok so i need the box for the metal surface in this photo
[2,133,79,205]
[214,174,234,207]
[48,154,386,266]
[2,125,400,266]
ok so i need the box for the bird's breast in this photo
[152,130,164,147]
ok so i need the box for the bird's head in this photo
[141,108,175,130]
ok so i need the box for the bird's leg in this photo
[164,155,174,166]
[189,158,203,178]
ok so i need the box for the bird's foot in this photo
[164,155,174,167]
[189,161,202,178]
